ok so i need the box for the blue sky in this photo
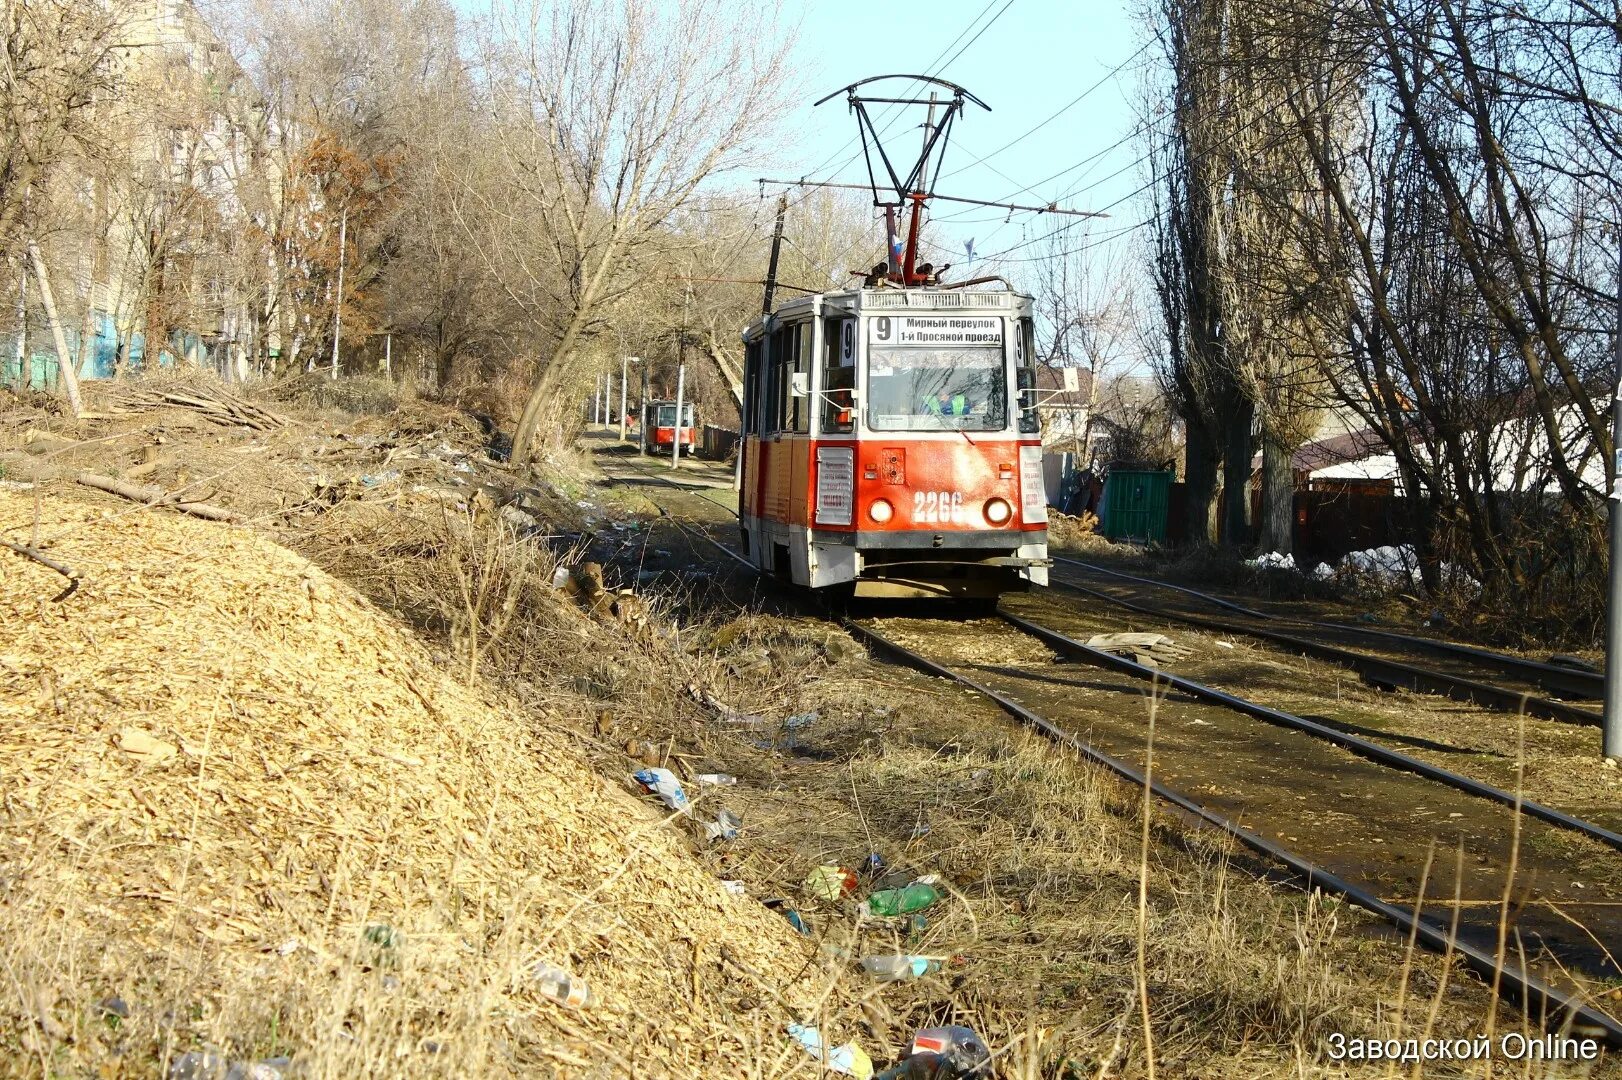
[774,0,1154,281]
[446,0,1158,285]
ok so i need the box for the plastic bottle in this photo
[858,882,942,918]
[532,961,592,1008]
[858,955,941,981]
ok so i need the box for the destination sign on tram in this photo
[869,316,1003,346]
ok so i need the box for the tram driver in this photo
[923,387,971,417]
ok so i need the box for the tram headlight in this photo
[984,497,1013,525]
[868,498,894,524]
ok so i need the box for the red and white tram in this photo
[737,287,1048,598]
[643,400,696,455]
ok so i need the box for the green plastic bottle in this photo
[858,881,941,918]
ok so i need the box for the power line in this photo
[791,0,1004,195]
[939,36,1156,187]
[749,1,1021,286]
[936,0,1016,73]
[972,56,1342,270]
[755,177,1104,218]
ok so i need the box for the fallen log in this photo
[76,472,243,523]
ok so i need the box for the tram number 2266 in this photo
[913,490,965,524]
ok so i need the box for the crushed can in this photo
[909,1026,989,1076]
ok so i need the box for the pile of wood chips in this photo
[0,488,817,1076]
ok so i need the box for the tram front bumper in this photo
[808,528,1049,593]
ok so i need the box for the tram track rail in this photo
[1047,571,1602,729]
[995,609,1622,853]
[1051,556,1603,713]
[841,612,1622,1046]
[598,465,1622,1045]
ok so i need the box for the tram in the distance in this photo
[643,400,696,455]
[737,285,1049,598]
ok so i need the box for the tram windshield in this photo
[656,404,694,427]
[866,346,1007,432]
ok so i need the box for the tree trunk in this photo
[1220,398,1253,547]
[76,280,97,379]
[1183,418,1220,546]
[1259,428,1294,554]
[27,241,83,418]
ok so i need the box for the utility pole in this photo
[674,286,691,469]
[383,332,392,378]
[762,192,787,314]
[330,205,347,381]
[619,357,632,441]
[672,361,686,471]
[1606,241,1622,760]
[639,360,649,456]
[592,374,601,426]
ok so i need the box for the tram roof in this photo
[745,285,1033,338]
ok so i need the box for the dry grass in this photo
[1045,510,1115,555]
[661,614,1501,1076]
[0,382,1554,1077]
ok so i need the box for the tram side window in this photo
[821,317,855,434]
[767,322,810,435]
[743,339,761,435]
[790,322,811,434]
[768,325,793,434]
[1017,316,1040,435]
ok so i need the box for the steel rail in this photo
[1048,575,1602,728]
[838,615,1622,1047]
[1052,556,1602,702]
[612,476,1622,1045]
[1000,609,1622,854]
[608,472,1620,848]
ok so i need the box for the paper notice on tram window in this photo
[872,316,1004,347]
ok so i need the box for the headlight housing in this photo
[868,499,893,524]
[984,497,1013,525]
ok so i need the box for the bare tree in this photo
[0,0,122,249]
[464,0,793,466]
[1149,0,1250,546]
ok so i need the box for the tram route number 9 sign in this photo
[869,316,1002,347]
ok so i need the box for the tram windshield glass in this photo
[656,404,695,427]
[866,346,1007,431]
